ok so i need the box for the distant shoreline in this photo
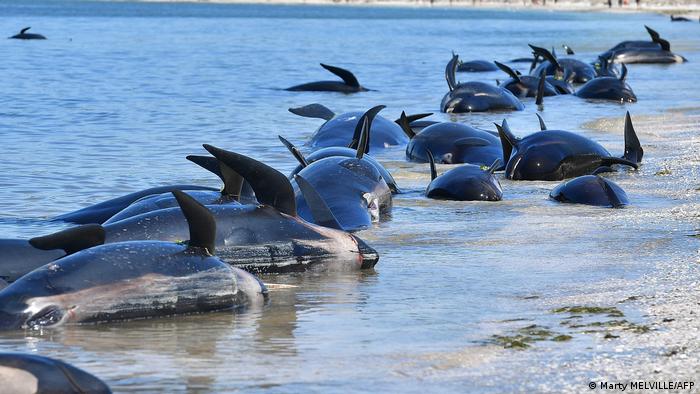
[132,0,700,18]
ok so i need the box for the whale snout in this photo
[352,236,379,269]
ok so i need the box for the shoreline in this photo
[132,0,700,18]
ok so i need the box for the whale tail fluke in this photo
[320,64,361,88]
[294,174,343,230]
[288,104,335,121]
[622,112,643,164]
[203,145,297,217]
[29,224,105,255]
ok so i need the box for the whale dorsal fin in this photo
[595,176,625,208]
[278,136,309,168]
[356,117,370,159]
[288,104,335,121]
[29,224,105,255]
[535,70,546,106]
[202,145,296,216]
[172,190,216,255]
[446,53,459,91]
[320,64,360,88]
[20,27,31,34]
[426,149,438,181]
[623,111,643,164]
[294,175,343,230]
[494,61,520,82]
[536,113,547,131]
[529,54,540,74]
[186,155,245,199]
[396,111,416,139]
[619,63,628,81]
[563,45,575,55]
[487,159,502,174]
[349,105,385,155]
[494,119,518,164]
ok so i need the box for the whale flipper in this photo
[288,104,335,120]
[494,61,520,82]
[186,155,245,199]
[29,224,105,255]
[644,25,671,51]
[623,112,643,164]
[294,175,343,230]
[278,136,309,168]
[172,190,216,254]
[203,145,296,217]
[397,112,433,126]
[529,44,562,73]
[320,64,360,88]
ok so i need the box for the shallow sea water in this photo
[0,1,699,392]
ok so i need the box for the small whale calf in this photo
[398,112,503,167]
[495,112,642,181]
[575,64,637,103]
[550,175,629,208]
[0,353,111,393]
[442,54,524,113]
[286,63,368,93]
[290,103,411,150]
[426,152,502,201]
[9,27,46,40]
[0,191,267,330]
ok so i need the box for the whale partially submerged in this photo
[495,112,642,181]
[0,353,111,393]
[0,191,267,330]
[286,63,368,93]
[550,175,629,208]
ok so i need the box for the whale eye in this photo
[25,305,64,329]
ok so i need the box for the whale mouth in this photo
[352,236,379,269]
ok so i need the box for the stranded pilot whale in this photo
[292,109,392,231]
[599,26,686,64]
[550,175,629,208]
[575,64,637,103]
[495,112,643,181]
[529,45,596,84]
[397,112,503,167]
[425,152,502,201]
[104,155,255,223]
[441,54,524,113]
[0,191,267,330]
[9,27,46,40]
[53,184,218,225]
[289,103,421,150]
[0,147,380,279]
[286,64,368,93]
[0,353,111,393]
